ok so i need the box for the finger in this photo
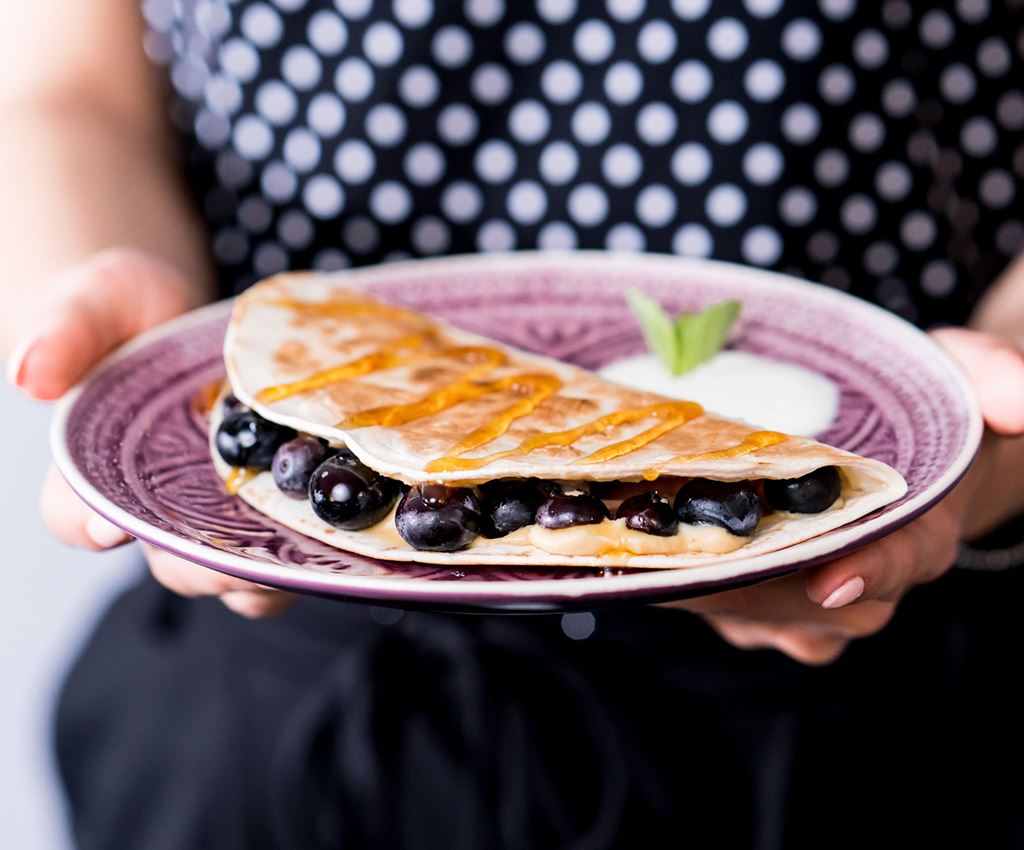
[804,511,958,607]
[40,464,132,550]
[143,544,296,618]
[675,572,898,632]
[770,628,849,666]
[9,249,200,400]
[220,590,297,619]
[704,614,850,666]
[144,543,271,596]
[703,614,779,650]
[930,327,1024,436]
[677,571,844,621]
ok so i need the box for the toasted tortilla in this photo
[214,272,907,568]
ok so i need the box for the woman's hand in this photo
[9,248,296,619]
[674,328,1024,666]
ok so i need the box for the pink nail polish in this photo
[5,336,36,388]
[821,576,865,609]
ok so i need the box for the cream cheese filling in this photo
[528,517,750,556]
[354,495,846,556]
[337,501,753,556]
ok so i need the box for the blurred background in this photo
[0,380,139,850]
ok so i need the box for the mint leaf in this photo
[674,299,741,374]
[627,289,741,376]
[626,288,676,372]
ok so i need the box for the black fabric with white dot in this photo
[144,0,1024,327]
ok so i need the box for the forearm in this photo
[962,254,1024,538]
[0,97,214,355]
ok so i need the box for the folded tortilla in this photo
[212,272,908,568]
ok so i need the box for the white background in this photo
[0,381,139,849]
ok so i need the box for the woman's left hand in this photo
[672,328,1024,666]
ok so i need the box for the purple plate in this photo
[51,253,982,612]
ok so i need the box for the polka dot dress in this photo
[143,0,1024,327]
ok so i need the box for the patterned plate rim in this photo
[50,252,984,608]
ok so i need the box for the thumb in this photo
[7,248,203,401]
[929,327,1024,436]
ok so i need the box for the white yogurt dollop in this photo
[598,351,840,436]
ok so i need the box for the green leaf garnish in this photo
[626,289,742,376]
[625,289,677,372]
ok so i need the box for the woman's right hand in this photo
[8,248,296,618]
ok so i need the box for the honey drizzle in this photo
[255,337,504,405]
[661,430,788,465]
[574,402,704,465]
[256,331,432,403]
[343,372,560,431]
[193,379,229,417]
[422,375,563,470]
[224,467,257,494]
[263,297,430,326]
[426,401,702,472]
[254,295,791,475]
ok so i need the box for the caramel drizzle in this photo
[252,296,790,475]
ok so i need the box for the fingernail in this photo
[5,335,37,388]
[821,576,865,609]
[85,514,130,548]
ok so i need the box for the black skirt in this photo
[55,563,1024,850]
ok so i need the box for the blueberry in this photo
[334,445,358,461]
[216,410,296,470]
[478,478,559,538]
[221,393,245,416]
[395,485,482,551]
[674,479,763,537]
[764,466,841,514]
[615,492,679,537]
[533,479,563,498]
[309,455,401,530]
[272,437,330,499]
[535,493,610,530]
[588,480,626,499]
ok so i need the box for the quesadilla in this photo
[208,272,907,568]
